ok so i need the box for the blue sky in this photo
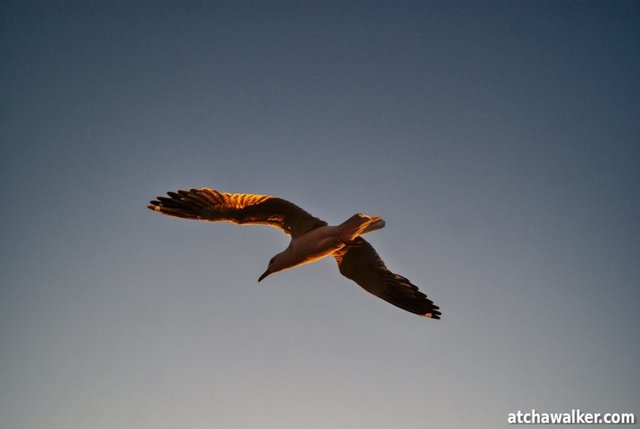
[1,1,639,428]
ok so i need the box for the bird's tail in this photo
[361,216,386,234]
[339,213,386,241]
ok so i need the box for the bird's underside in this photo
[148,187,441,319]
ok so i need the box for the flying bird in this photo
[147,188,441,319]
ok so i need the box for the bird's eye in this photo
[269,258,274,265]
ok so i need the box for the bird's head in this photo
[258,253,286,283]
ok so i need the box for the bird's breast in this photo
[286,226,345,268]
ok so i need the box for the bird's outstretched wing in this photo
[334,238,441,319]
[148,188,327,238]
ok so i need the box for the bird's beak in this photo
[258,269,271,283]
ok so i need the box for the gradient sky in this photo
[1,1,639,428]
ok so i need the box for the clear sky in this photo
[1,1,639,428]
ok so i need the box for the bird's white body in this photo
[283,225,344,267]
[269,213,386,274]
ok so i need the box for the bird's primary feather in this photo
[148,188,327,238]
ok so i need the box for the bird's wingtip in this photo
[424,311,441,320]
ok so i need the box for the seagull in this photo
[147,188,441,319]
